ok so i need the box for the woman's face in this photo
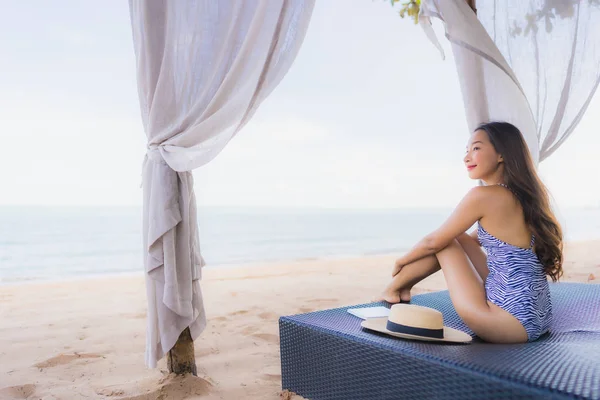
[464,129,503,181]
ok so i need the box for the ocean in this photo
[1,206,599,284]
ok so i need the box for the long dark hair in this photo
[476,121,563,282]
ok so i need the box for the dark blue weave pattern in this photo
[279,283,600,400]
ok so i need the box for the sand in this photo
[1,241,598,400]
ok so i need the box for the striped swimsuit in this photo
[478,184,552,341]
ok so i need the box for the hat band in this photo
[386,320,444,339]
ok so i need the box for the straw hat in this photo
[361,303,472,343]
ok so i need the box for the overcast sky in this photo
[1,0,599,209]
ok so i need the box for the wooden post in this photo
[167,327,197,376]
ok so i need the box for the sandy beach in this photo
[1,241,598,400]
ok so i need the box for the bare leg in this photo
[456,233,489,281]
[375,255,440,303]
[375,233,488,304]
[435,239,528,343]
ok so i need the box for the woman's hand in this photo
[392,259,405,277]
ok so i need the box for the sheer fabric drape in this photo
[128,0,315,367]
[420,0,600,163]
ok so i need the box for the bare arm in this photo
[394,187,486,269]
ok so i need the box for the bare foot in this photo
[372,288,411,304]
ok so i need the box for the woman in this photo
[377,122,563,343]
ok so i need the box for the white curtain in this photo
[420,0,600,164]
[128,0,315,368]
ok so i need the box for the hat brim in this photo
[361,317,472,343]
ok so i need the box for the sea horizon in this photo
[1,205,599,285]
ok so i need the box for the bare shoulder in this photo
[464,185,511,214]
[464,185,494,203]
[475,185,521,221]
